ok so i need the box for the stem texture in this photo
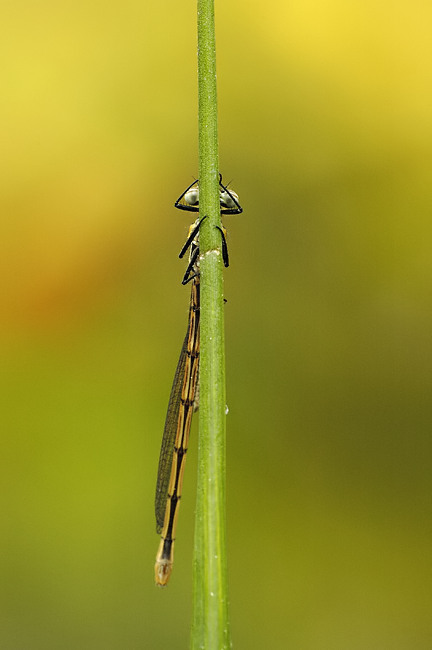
[191,0,230,647]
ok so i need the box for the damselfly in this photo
[154,175,242,586]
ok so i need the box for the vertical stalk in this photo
[191,0,230,648]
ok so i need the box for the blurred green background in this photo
[1,1,431,648]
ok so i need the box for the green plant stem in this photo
[191,0,230,648]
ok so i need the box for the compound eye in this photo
[220,190,239,209]
[184,187,199,206]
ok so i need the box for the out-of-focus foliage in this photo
[1,1,431,648]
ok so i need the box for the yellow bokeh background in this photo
[1,1,431,648]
